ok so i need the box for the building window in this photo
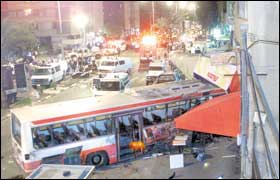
[45,9,55,17]
[238,1,247,19]
[52,22,57,29]
[8,11,17,17]
[39,10,44,17]
[38,22,53,31]
[24,8,32,16]
[17,10,25,17]
[62,22,71,34]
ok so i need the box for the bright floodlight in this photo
[72,14,88,29]
[166,1,173,6]
[188,2,196,11]
[142,35,157,46]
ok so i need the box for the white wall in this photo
[247,1,279,178]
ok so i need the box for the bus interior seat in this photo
[53,131,65,144]
[69,129,80,141]
[77,125,85,134]
[143,117,153,126]
[152,113,162,123]
[91,125,101,136]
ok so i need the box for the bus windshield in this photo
[33,68,52,75]
[100,81,120,91]
[12,114,21,146]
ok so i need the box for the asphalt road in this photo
[92,137,240,179]
[0,49,202,179]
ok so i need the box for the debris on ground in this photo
[196,152,206,162]
[92,137,240,179]
[222,155,236,158]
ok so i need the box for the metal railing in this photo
[240,32,279,179]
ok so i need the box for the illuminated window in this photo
[238,1,247,19]
[24,8,32,16]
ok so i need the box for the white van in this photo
[98,57,133,74]
[146,62,166,85]
[92,72,130,96]
[31,62,66,87]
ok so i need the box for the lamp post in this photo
[152,1,155,32]
[57,1,64,60]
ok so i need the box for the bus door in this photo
[113,111,143,161]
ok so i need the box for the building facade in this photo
[245,1,279,179]
[217,1,248,47]
[1,1,104,51]
[123,1,140,36]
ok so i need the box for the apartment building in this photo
[1,1,104,51]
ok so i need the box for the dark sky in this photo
[102,1,219,35]
[196,1,218,29]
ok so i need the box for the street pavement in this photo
[92,137,240,179]
[1,49,205,179]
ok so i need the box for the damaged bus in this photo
[10,80,225,172]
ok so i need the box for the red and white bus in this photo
[10,80,226,172]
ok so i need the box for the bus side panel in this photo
[80,134,117,164]
[81,143,117,164]
[22,135,117,172]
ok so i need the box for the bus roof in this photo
[11,80,221,126]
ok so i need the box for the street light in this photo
[72,14,88,48]
[57,1,64,60]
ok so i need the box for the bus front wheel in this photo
[86,151,109,167]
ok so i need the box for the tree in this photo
[1,19,39,61]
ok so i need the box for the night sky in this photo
[102,1,219,35]
[103,1,124,36]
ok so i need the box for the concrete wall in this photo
[247,1,279,178]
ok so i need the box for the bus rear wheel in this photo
[86,151,109,167]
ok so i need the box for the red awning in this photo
[175,91,241,137]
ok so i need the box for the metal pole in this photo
[83,28,86,48]
[175,2,178,14]
[57,1,64,60]
[152,1,154,32]
[240,32,250,178]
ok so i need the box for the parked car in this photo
[98,57,133,74]
[92,72,130,96]
[146,62,166,85]
[153,71,184,84]
[102,46,118,56]
[113,40,127,51]
[31,62,67,88]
